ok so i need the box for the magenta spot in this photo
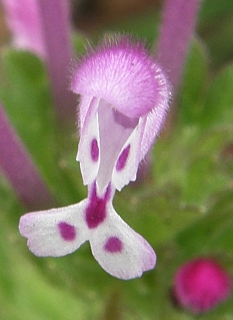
[104,184,111,201]
[104,236,123,253]
[91,138,99,162]
[85,185,107,229]
[58,222,76,241]
[116,145,130,171]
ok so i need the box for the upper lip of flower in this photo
[72,35,170,194]
[71,35,170,119]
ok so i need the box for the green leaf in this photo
[201,64,233,128]
[0,49,82,204]
[0,50,57,186]
[178,38,209,126]
[101,10,160,45]
[175,191,233,264]
[0,210,91,320]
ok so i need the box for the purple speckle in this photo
[116,145,130,171]
[104,184,111,201]
[58,222,76,241]
[85,185,107,229]
[104,236,123,253]
[91,138,99,162]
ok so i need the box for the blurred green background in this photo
[0,0,233,319]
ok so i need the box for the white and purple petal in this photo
[89,203,156,280]
[77,97,100,186]
[96,99,138,192]
[112,116,146,190]
[19,200,89,257]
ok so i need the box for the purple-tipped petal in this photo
[112,117,146,190]
[72,36,165,118]
[77,98,100,186]
[78,97,139,193]
[140,69,170,159]
[19,200,89,257]
[90,204,156,280]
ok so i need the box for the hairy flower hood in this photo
[71,36,170,195]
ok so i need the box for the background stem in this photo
[37,0,76,123]
[157,0,202,94]
[0,104,55,210]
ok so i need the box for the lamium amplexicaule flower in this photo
[19,36,170,280]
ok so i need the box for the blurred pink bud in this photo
[173,257,232,313]
[2,0,45,58]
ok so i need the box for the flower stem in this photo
[0,104,55,210]
[157,0,202,94]
[37,0,76,122]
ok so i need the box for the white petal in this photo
[77,97,100,186]
[139,72,170,160]
[19,200,89,257]
[112,117,147,190]
[89,204,156,280]
[96,100,138,194]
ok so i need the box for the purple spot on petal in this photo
[58,222,76,241]
[91,138,99,162]
[104,236,123,253]
[85,184,107,229]
[104,184,111,201]
[116,145,130,171]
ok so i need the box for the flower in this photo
[2,0,45,58]
[19,36,170,280]
[173,257,232,313]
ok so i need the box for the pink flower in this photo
[2,0,45,58]
[173,257,232,313]
[19,36,170,280]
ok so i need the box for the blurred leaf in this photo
[101,10,160,45]
[0,50,57,187]
[178,38,209,125]
[201,64,233,128]
[199,0,233,67]
[0,49,83,205]
[72,32,87,55]
[0,211,91,320]
[203,15,233,67]
[199,0,233,28]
